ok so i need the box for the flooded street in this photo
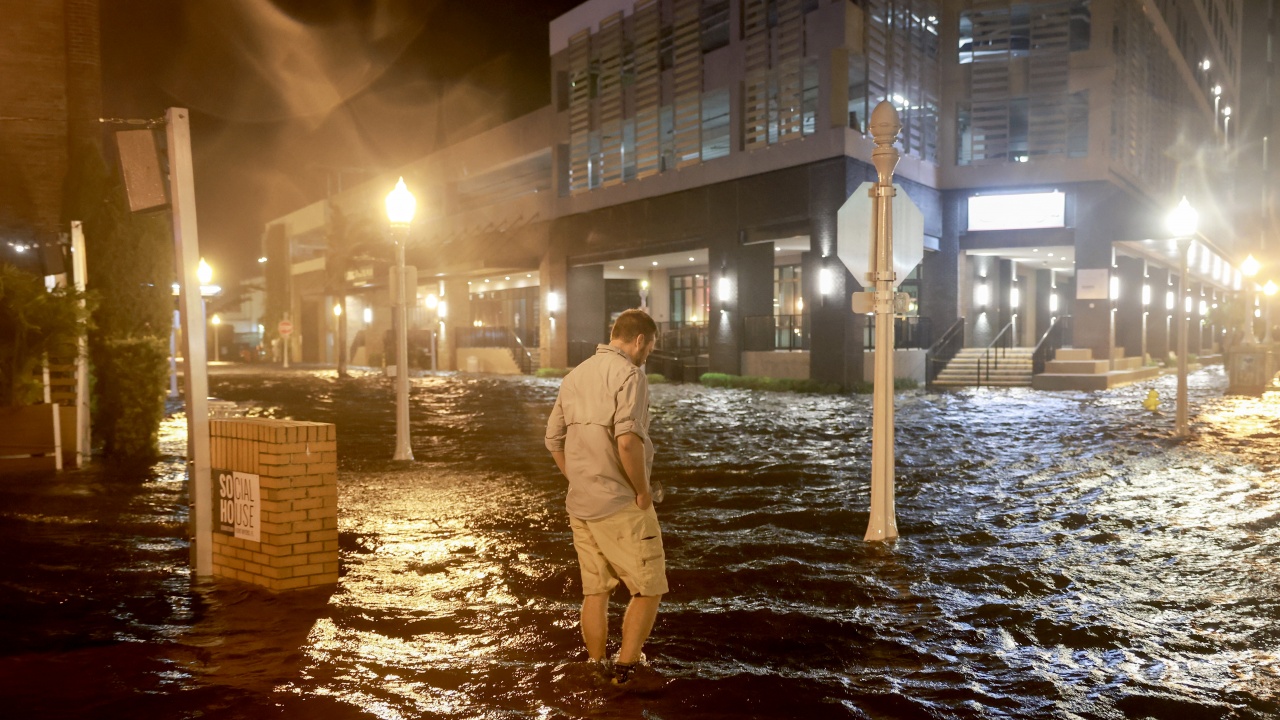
[1,365,1278,719]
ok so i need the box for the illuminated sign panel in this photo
[968,192,1066,232]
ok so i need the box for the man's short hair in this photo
[610,308,657,343]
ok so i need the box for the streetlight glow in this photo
[198,258,213,285]
[1266,280,1278,296]
[1242,254,1261,278]
[386,177,417,227]
[1166,197,1199,237]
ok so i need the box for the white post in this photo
[169,309,180,398]
[283,312,290,369]
[71,221,91,466]
[1176,238,1190,437]
[393,235,414,460]
[865,101,901,543]
[166,107,213,576]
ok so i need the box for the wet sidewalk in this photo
[0,365,1277,719]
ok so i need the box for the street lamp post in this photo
[1241,254,1261,344]
[211,314,221,362]
[1265,280,1278,345]
[1167,198,1198,438]
[386,178,416,462]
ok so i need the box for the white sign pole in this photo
[865,101,902,543]
[166,107,213,576]
[70,221,91,466]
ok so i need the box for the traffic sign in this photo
[836,181,924,288]
[277,320,293,336]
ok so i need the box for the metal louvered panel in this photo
[967,2,1010,165]
[865,0,939,163]
[775,0,805,142]
[597,13,625,187]
[743,0,770,150]
[1027,1,1070,157]
[672,0,702,168]
[568,29,592,194]
[865,0,890,113]
[633,0,661,179]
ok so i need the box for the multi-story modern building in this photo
[266,0,1251,388]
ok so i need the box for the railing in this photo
[457,326,534,374]
[864,316,934,350]
[743,315,809,351]
[655,321,708,357]
[925,318,965,390]
[1032,315,1073,375]
[978,321,1015,387]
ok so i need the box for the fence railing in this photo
[655,321,708,357]
[978,321,1016,387]
[743,315,809,351]
[863,316,933,350]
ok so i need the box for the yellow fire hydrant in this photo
[1142,389,1160,412]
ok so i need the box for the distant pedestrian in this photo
[545,308,666,686]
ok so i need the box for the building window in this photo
[702,88,731,161]
[700,0,730,53]
[669,273,710,325]
[774,264,803,317]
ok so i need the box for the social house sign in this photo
[213,469,261,542]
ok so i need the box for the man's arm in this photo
[551,451,567,478]
[616,432,652,510]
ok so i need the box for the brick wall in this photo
[209,418,339,592]
[0,0,100,254]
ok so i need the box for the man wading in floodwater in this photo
[545,308,667,687]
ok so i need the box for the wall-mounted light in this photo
[546,291,561,313]
[1010,287,1020,308]
[1141,284,1151,307]
[818,267,834,296]
[333,303,343,317]
[1166,290,1175,311]
[1110,275,1120,301]
[437,301,447,319]
[257,323,265,336]
[363,307,373,324]
[1199,300,1209,317]
[1184,295,1193,313]
[717,276,732,304]
[975,283,989,309]
[425,293,439,310]
[1049,293,1059,313]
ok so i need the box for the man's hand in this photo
[616,432,650,506]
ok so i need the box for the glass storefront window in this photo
[669,273,710,325]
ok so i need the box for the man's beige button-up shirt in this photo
[545,344,653,521]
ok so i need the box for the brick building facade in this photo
[0,0,101,274]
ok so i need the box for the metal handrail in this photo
[979,322,1015,387]
[457,326,534,374]
[925,317,965,389]
[1031,315,1073,375]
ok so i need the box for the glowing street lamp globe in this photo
[385,177,417,228]
[1265,280,1278,297]
[1241,254,1261,278]
[1166,197,1198,238]
[197,258,213,285]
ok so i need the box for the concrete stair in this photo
[933,347,1035,387]
[1032,347,1160,390]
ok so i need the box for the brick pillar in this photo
[208,419,339,592]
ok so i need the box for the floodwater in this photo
[1,364,1277,719]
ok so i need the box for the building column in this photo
[539,250,569,369]
[567,265,605,366]
[1115,255,1146,361]
[1146,266,1172,364]
[440,279,473,371]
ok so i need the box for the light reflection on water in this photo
[0,365,1276,718]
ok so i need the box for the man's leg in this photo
[617,594,662,664]
[581,592,610,661]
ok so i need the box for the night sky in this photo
[100,0,581,285]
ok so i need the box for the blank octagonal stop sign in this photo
[836,181,924,288]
